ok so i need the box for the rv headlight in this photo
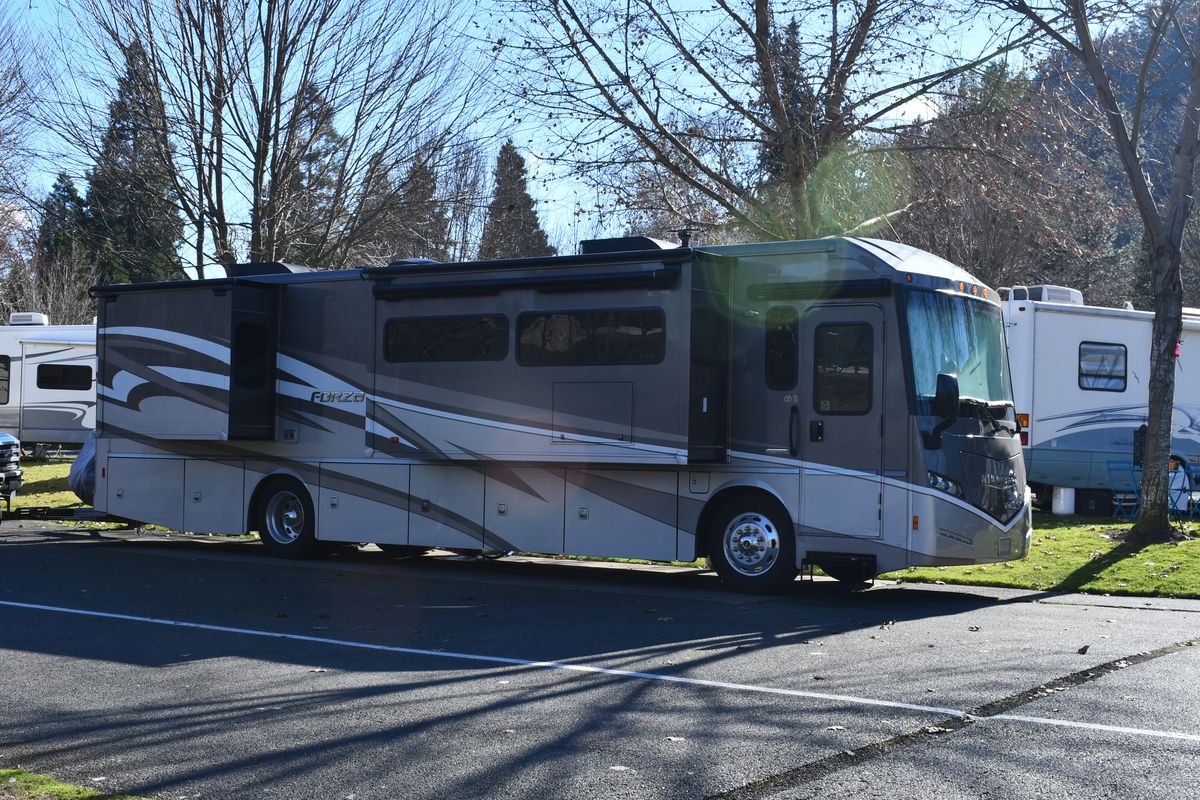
[927,471,962,497]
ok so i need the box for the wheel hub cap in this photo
[266,492,305,545]
[723,512,780,576]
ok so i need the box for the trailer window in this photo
[517,309,665,366]
[1079,342,1126,391]
[384,315,509,362]
[765,306,798,390]
[813,323,872,414]
[0,356,8,403]
[36,364,92,391]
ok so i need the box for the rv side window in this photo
[813,323,872,414]
[1078,342,1126,391]
[384,315,509,362]
[517,309,665,366]
[233,321,270,389]
[36,364,92,391]
[764,306,798,390]
[0,355,8,403]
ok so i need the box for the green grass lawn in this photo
[10,461,1200,598]
[884,512,1200,598]
[0,769,141,800]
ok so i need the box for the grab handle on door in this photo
[810,420,824,442]
[789,405,799,457]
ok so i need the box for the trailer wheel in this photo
[255,479,320,558]
[706,495,797,594]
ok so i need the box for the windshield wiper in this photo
[960,397,1015,435]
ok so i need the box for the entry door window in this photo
[813,323,873,414]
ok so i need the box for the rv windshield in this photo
[906,289,1012,409]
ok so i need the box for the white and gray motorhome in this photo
[90,237,1031,591]
[1003,285,1200,514]
[0,313,96,447]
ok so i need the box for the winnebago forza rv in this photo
[0,313,96,447]
[89,238,1031,591]
[1002,285,1200,514]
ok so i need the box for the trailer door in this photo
[799,304,884,538]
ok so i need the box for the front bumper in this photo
[910,486,1034,567]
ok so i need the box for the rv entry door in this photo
[799,305,884,538]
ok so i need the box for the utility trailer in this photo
[0,313,96,447]
[78,237,1029,592]
[1002,285,1200,514]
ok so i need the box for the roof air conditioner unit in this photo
[8,312,50,326]
[1026,285,1083,305]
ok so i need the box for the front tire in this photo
[706,495,797,594]
[255,478,320,558]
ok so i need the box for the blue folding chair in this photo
[1106,460,1142,518]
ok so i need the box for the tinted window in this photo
[765,306,798,390]
[1079,342,1126,391]
[385,315,508,362]
[517,309,665,366]
[232,321,270,389]
[0,356,8,403]
[37,364,93,391]
[813,323,872,414]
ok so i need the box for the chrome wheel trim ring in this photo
[265,491,305,545]
[722,511,780,576]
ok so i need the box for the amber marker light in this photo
[905,273,913,282]
[957,281,965,292]
[912,515,919,530]
[390,436,400,443]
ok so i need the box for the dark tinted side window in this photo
[232,321,270,389]
[813,323,872,414]
[0,356,9,403]
[384,315,508,362]
[37,364,92,391]
[517,309,665,366]
[1078,341,1126,391]
[765,306,798,390]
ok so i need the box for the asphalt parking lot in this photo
[1,525,1198,799]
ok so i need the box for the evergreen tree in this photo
[477,141,555,260]
[278,83,347,266]
[84,42,182,284]
[36,173,87,268]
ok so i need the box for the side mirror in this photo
[933,373,960,420]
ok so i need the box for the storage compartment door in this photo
[409,465,484,549]
[107,456,184,530]
[318,463,410,544]
[484,467,565,554]
[183,460,246,534]
[564,470,678,561]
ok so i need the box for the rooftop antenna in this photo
[671,228,697,247]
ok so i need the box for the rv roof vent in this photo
[8,312,49,326]
[1025,285,1083,305]
[579,236,682,255]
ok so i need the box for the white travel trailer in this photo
[0,313,97,447]
[1002,285,1200,514]
[84,237,1031,592]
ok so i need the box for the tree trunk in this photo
[1130,243,1184,543]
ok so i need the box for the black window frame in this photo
[516,307,666,367]
[1078,341,1127,392]
[36,363,93,392]
[812,321,874,416]
[0,355,8,404]
[764,305,799,391]
[383,313,510,363]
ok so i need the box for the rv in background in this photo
[0,313,96,448]
[1002,285,1200,514]
[89,238,1031,592]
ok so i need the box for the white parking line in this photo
[3,599,1199,744]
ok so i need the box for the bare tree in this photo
[0,11,34,205]
[493,0,1035,240]
[988,1,1200,540]
[51,0,484,275]
[892,63,1138,305]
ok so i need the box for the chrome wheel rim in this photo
[265,491,305,545]
[722,512,780,576]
